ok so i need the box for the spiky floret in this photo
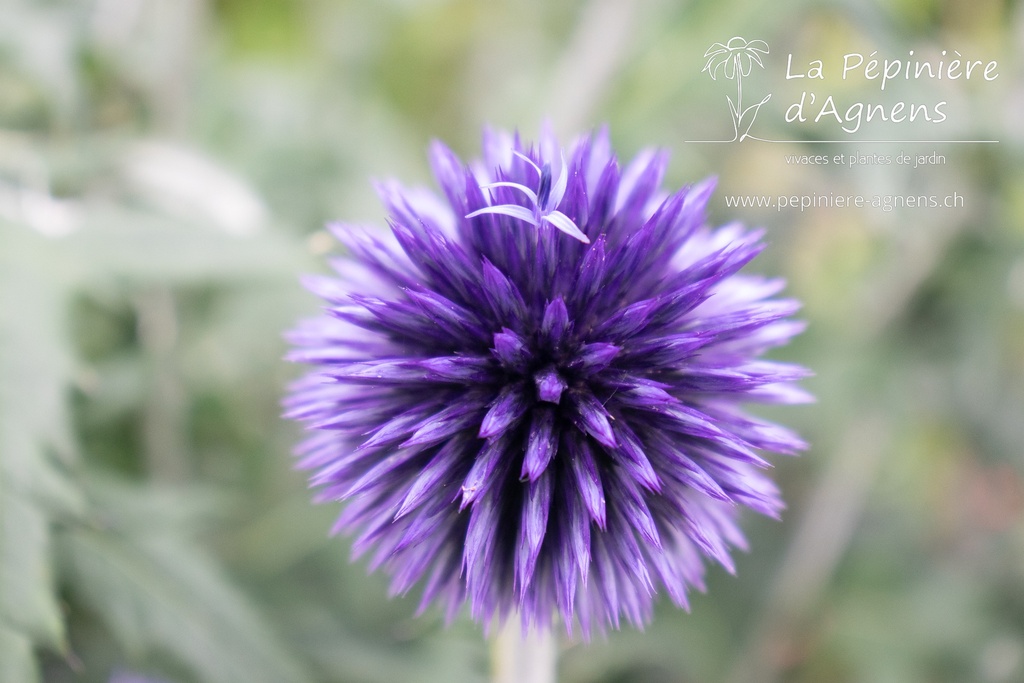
[284,127,810,637]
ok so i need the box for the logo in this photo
[695,37,1000,144]
[702,37,772,142]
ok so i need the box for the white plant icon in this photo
[703,37,772,141]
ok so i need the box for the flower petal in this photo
[541,297,570,348]
[461,434,514,509]
[492,328,532,371]
[522,407,558,481]
[466,203,539,225]
[515,470,553,594]
[395,434,472,520]
[533,365,567,405]
[543,210,590,244]
[566,437,607,528]
[570,389,617,449]
[479,383,529,439]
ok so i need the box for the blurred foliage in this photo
[0,0,1022,682]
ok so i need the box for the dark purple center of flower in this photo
[486,290,600,421]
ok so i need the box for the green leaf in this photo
[0,488,64,650]
[65,204,309,286]
[61,526,312,683]
[0,224,81,655]
[0,623,39,683]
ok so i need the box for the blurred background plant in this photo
[0,0,1022,682]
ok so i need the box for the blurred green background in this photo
[1,0,1022,682]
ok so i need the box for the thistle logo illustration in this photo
[703,37,772,141]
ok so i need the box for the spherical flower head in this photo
[284,126,811,638]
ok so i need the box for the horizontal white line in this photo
[684,139,1000,144]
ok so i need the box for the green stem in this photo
[136,286,188,482]
[491,620,557,683]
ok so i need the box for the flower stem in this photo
[491,620,557,683]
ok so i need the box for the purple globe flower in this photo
[284,127,810,637]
